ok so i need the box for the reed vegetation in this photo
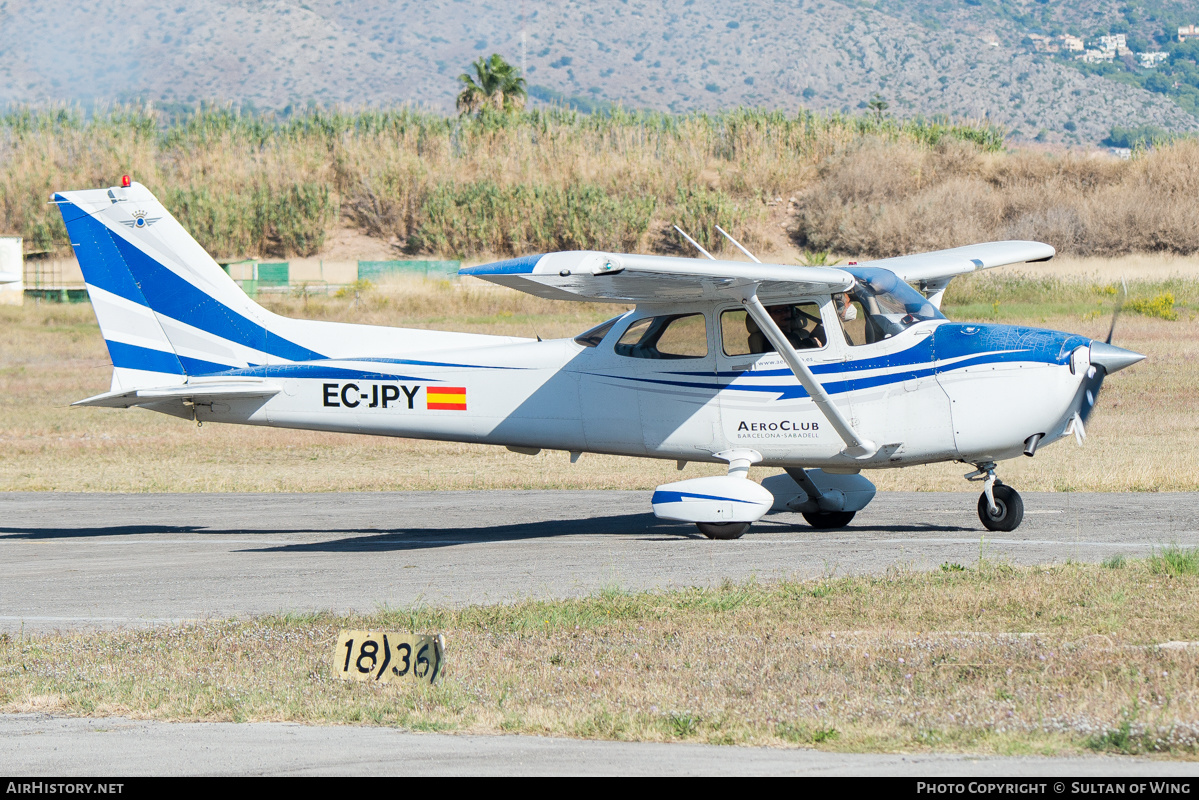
[2,104,1197,262]
[0,105,1004,259]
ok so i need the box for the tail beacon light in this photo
[651,475,774,525]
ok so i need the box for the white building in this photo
[0,237,23,305]
[1098,33,1127,53]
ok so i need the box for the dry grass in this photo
[3,557,1198,755]
[4,107,957,259]
[1,270,1196,493]
[790,137,1199,258]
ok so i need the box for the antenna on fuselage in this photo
[672,225,716,261]
[714,225,762,263]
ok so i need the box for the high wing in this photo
[857,241,1054,305]
[460,251,854,304]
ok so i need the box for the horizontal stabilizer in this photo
[74,382,281,409]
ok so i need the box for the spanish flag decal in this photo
[426,386,467,411]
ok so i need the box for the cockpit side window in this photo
[615,313,708,359]
[720,303,826,356]
[836,267,945,346]
[574,316,622,347]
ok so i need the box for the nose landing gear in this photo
[965,462,1024,531]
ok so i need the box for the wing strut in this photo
[672,226,716,260]
[741,292,878,459]
[715,225,762,263]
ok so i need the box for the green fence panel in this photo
[24,288,91,304]
[357,260,461,280]
[257,262,290,287]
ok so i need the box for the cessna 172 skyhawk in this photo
[56,181,1144,538]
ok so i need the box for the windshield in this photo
[836,267,945,345]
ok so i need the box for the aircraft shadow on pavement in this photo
[0,524,211,539]
[246,512,684,552]
[0,516,975,547]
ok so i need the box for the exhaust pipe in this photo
[1023,433,1043,457]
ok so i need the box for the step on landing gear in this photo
[966,462,1024,532]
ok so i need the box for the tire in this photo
[802,511,856,530]
[696,521,750,540]
[978,484,1024,532]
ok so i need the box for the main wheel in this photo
[978,484,1024,531]
[802,511,856,530]
[696,521,750,539]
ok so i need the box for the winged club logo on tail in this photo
[54,179,1145,540]
[119,210,161,229]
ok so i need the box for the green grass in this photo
[1148,546,1199,577]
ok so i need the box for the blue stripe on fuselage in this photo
[196,364,439,382]
[594,324,1087,400]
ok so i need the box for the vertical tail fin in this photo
[55,182,325,390]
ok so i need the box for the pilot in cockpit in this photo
[746,304,825,353]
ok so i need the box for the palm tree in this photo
[457,54,527,115]
[867,94,889,123]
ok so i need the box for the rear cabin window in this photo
[574,316,622,347]
[615,313,708,359]
[720,303,826,356]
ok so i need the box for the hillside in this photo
[0,0,1195,143]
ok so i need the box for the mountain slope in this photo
[0,0,1194,143]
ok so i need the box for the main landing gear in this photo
[966,462,1024,531]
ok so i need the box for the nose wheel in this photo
[966,462,1025,532]
[977,483,1024,531]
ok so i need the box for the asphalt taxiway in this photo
[2,490,1195,630]
[3,490,1198,776]
[4,714,1198,776]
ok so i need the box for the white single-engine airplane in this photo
[56,181,1144,538]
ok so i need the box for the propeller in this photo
[1074,279,1144,442]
